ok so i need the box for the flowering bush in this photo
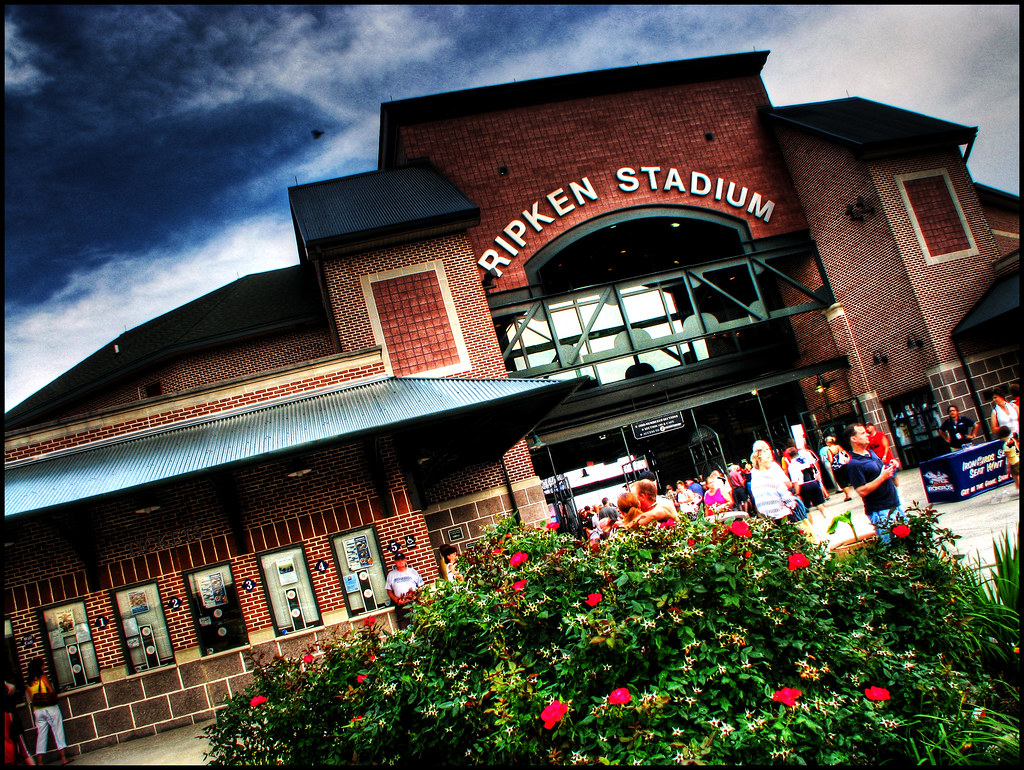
[205,508,1008,765]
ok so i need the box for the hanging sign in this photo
[632,412,685,440]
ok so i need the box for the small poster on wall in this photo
[199,572,228,608]
[56,610,75,634]
[276,556,299,586]
[128,589,150,615]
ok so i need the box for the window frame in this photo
[109,580,175,675]
[255,543,324,636]
[895,169,979,265]
[329,525,392,617]
[36,599,101,691]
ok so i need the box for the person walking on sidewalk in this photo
[25,659,68,765]
[840,424,902,547]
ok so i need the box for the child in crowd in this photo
[997,425,1019,496]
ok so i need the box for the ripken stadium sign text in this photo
[478,167,777,276]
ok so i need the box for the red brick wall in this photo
[396,76,809,288]
[41,326,334,424]
[771,125,1003,403]
[371,271,461,376]
[5,356,387,464]
[321,233,510,380]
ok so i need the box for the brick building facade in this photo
[4,51,1018,759]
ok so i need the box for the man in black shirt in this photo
[938,405,978,451]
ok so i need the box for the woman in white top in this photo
[989,386,1019,438]
[749,441,806,523]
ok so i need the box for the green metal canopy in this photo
[4,376,579,519]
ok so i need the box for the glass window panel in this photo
[185,564,249,655]
[258,546,322,636]
[330,528,389,616]
[622,289,667,323]
[39,601,100,690]
[113,582,174,674]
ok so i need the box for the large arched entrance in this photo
[484,206,845,522]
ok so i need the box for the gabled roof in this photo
[289,163,479,254]
[5,376,580,518]
[379,51,771,169]
[760,97,977,159]
[5,265,326,429]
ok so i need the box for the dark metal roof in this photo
[760,97,977,159]
[5,265,327,429]
[379,51,770,169]
[288,163,479,250]
[953,272,1020,336]
[4,376,579,518]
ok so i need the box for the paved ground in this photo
[59,468,1018,766]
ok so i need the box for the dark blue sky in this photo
[5,5,1019,411]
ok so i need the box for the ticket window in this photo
[257,546,322,635]
[112,582,174,674]
[38,601,101,690]
[185,564,249,656]
[330,527,389,616]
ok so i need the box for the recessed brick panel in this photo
[371,271,460,376]
[902,175,971,256]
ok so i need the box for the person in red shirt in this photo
[865,422,899,489]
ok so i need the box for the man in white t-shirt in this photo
[385,552,424,630]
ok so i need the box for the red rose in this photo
[513,579,527,591]
[356,674,367,683]
[510,551,529,567]
[363,616,376,626]
[788,553,810,570]
[302,653,314,664]
[892,524,911,538]
[249,695,268,707]
[771,687,802,707]
[864,686,891,701]
[607,687,631,705]
[585,593,603,607]
[546,521,560,529]
[540,700,568,729]
[657,518,676,528]
[729,520,752,538]
[687,538,696,546]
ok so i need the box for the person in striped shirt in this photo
[749,441,807,524]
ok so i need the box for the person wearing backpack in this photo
[25,659,68,765]
[824,436,853,502]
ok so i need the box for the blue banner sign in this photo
[919,440,1011,504]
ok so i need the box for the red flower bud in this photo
[249,695,268,707]
[771,687,802,707]
[607,687,631,705]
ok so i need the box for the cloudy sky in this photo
[4,5,1019,413]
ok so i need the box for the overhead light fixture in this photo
[286,458,313,478]
[134,493,161,514]
[845,195,876,222]
[498,165,509,176]
[872,352,889,365]
[907,335,925,349]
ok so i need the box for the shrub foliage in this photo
[205,506,1016,765]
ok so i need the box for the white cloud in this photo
[4,15,49,93]
[5,216,298,412]
[760,5,1019,192]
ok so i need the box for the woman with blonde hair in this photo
[749,441,807,526]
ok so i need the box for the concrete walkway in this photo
[60,468,1018,766]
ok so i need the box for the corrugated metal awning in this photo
[5,377,578,518]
